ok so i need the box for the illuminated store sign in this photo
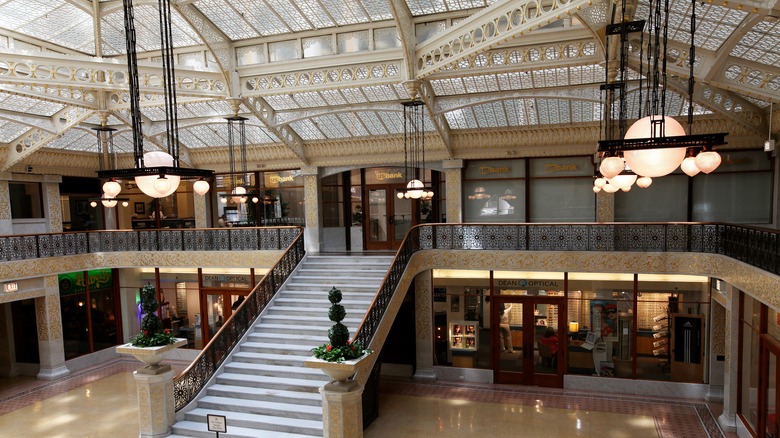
[204,274,249,283]
[479,166,511,175]
[545,164,578,173]
[374,171,404,181]
[269,175,295,184]
[4,282,18,292]
[496,279,561,288]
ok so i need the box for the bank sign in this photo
[496,279,561,288]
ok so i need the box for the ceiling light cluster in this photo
[397,99,434,200]
[594,0,726,194]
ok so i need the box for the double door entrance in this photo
[365,184,414,250]
[493,296,565,387]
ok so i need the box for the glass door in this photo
[760,336,780,438]
[365,185,413,250]
[494,296,564,387]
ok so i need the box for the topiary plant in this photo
[311,286,371,363]
[130,283,175,347]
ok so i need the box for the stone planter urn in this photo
[116,338,187,373]
[305,353,371,385]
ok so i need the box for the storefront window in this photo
[59,269,119,360]
[528,156,595,222]
[432,270,490,369]
[10,182,43,219]
[463,159,525,223]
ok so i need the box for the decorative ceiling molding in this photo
[243,96,309,165]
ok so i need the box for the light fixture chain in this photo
[122,0,145,169]
[687,0,696,135]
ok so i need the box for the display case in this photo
[449,321,478,351]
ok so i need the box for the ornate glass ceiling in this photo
[0,0,776,173]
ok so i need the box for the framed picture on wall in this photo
[449,321,478,351]
[134,202,145,215]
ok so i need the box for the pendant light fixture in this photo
[90,125,128,208]
[219,115,261,205]
[596,0,727,189]
[397,100,434,200]
[98,0,212,197]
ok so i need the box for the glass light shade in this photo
[101,196,117,208]
[623,116,687,177]
[602,183,619,193]
[695,151,721,174]
[220,197,227,204]
[102,180,121,197]
[681,157,701,177]
[90,201,98,208]
[122,201,129,207]
[607,174,637,190]
[599,156,625,179]
[135,151,181,198]
[592,185,601,193]
[252,197,259,203]
[153,176,171,195]
[231,186,247,203]
[636,176,653,188]
[621,185,632,192]
[406,179,424,199]
[594,177,607,188]
[239,196,247,204]
[397,191,404,199]
[569,321,579,333]
[193,179,210,195]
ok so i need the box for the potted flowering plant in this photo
[117,283,185,369]
[306,287,371,382]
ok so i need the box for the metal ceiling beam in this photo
[415,0,600,78]
[417,80,453,158]
[0,84,98,109]
[2,106,94,171]
[388,0,416,79]
[0,110,56,133]
[243,97,310,165]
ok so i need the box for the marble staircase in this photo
[170,254,393,438]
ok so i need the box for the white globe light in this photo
[220,197,227,204]
[239,196,247,204]
[621,185,632,192]
[102,180,121,197]
[153,176,171,195]
[101,195,117,208]
[90,201,98,208]
[636,176,653,188]
[122,201,129,207]
[681,156,701,177]
[231,186,247,203]
[602,183,619,193]
[607,173,637,190]
[135,151,181,198]
[397,191,404,199]
[695,151,721,174]
[193,179,210,195]
[623,116,687,177]
[593,186,601,193]
[406,179,424,199]
[594,177,607,188]
[252,197,259,204]
[599,157,625,179]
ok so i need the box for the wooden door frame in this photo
[492,295,565,387]
[759,333,780,438]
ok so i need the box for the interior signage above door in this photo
[374,170,404,181]
[479,166,511,175]
[496,279,561,288]
[204,274,249,283]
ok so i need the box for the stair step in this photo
[171,421,316,438]
[231,351,311,366]
[223,362,325,381]
[260,314,363,326]
[216,372,325,392]
[197,395,322,421]
[246,332,326,345]
[206,383,322,406]
[251,323,359,337]
[182,408,323,436]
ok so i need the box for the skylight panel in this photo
[341,88,369,105]
[361,85,398,102]
[195,0,262,40]
[444,108,468,130]
[731,19,780,68]
[319,0,369,26]
[473,101,507,128]
[337,113,370,137]
[291,0,335,29]
[319,90,348,106]
[0,121,30,143]
[360,0,394,21]
[264,95,301,111]
[406,0,448,16]
[377,111,404,134]
[245,124,280,144]
[462,75,500,94]
[502,100,528,127]
[358,112,389,135]
[444,0,488,13]
[431,78,467,95]
[101,5,202,54]
[112,132,136,153]
[310,114,350,138]
[290,119,326,140]
[637,0,746,51]
[237,1,294,36]
[293,92,328,108]
[0,94,64,116]
[47,128,92,151]
[176,128,214,148]
[266,0,315,32]
[180,124,228,147]
[140,106,169,122]
[0,0,95,54]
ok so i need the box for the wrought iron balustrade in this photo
[0,227,301,261]
[173,231,305,411]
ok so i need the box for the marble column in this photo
[302,166,321,253]
[36,275,69,380]
[320,381,365,438]
[43,175,63,232]
[443,160,463,223]
[0,303,18,377]
[0,176,12,236]
[134,367,177,438]
[719,284,738,433]
[596,190,614,222]
[193,190,208,228]
[414,270,435,381]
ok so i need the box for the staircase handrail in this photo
[173,228,306,412]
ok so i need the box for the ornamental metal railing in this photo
[173,230,305,411]
[0,227,302,260]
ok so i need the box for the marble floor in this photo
[0,359,731,438]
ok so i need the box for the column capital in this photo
[300,166,319,176]
[442,159,464,170]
